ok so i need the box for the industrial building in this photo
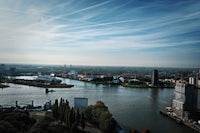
[74,97,88,112]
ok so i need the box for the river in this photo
[0,77,198,133]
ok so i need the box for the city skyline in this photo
[0,0,199,67]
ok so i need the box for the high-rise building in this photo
[151,69,159,86]
[64,64,67,74]
[172,81,197,119]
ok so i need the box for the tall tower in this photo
[188,69,199,111]
[151,69,159,86]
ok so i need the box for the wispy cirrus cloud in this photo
[0,0,199,67]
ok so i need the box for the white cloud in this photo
[0,0,199,67]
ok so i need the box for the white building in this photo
[172,82,185,118]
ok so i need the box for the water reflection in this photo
[150,88,159,104]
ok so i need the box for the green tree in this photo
[64,101,71,127]
[81,113,85,129]
[0,120,17,133]
[69,107,75,127]
[76,108,80,125]
[99,111,115,133]
[83,101,117,133]
[0,111,36,132]
[59,98,67,122]
[84,105,93,122]
[59,98,63,107]
[52,99,59,120]
[29,116,52,133]
[66,99,69,108]
[64,108,70,128]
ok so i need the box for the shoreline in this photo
[122,83,174,89]
[7,79,74,88]
[67,77,174,89]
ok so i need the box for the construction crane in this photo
[196,68,199,110]
[196,68,199,88]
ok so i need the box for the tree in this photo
[64,108,70,128]
[64,100,71,128]
[69,107,75,127]
[66,99,69,107]
[0,120,17,133]
[76,108,80,125]
[59,98,63,107]
[52,99,59,120]
[84,105,93,122]
[83,101,117,133]
[95,101,108,110]
[59,98,67,122]
[81,113,85,129]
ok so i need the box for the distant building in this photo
[112,76,124,84]
[64,64,67,74]
[151,69,159,86]
[10,67,16,76]
[68,70,78,79]
[36,75,62,83]
[74,98,88,112]
[172,81,197,119]
[189,77,195,85]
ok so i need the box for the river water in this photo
[0,77,198,133]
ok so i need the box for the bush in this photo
[0,120,17,133]
[0,111,35,132]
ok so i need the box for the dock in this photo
[160,109,200,132]
[160,109,182,123]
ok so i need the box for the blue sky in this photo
[0,0,199,67]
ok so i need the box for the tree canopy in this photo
[84,101,117,133]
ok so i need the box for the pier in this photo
[160,109,200,132]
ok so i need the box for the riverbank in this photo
[7,79,74,88]
[122,83,148,88]
[65,77,174,89]
[122,83,174,89]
